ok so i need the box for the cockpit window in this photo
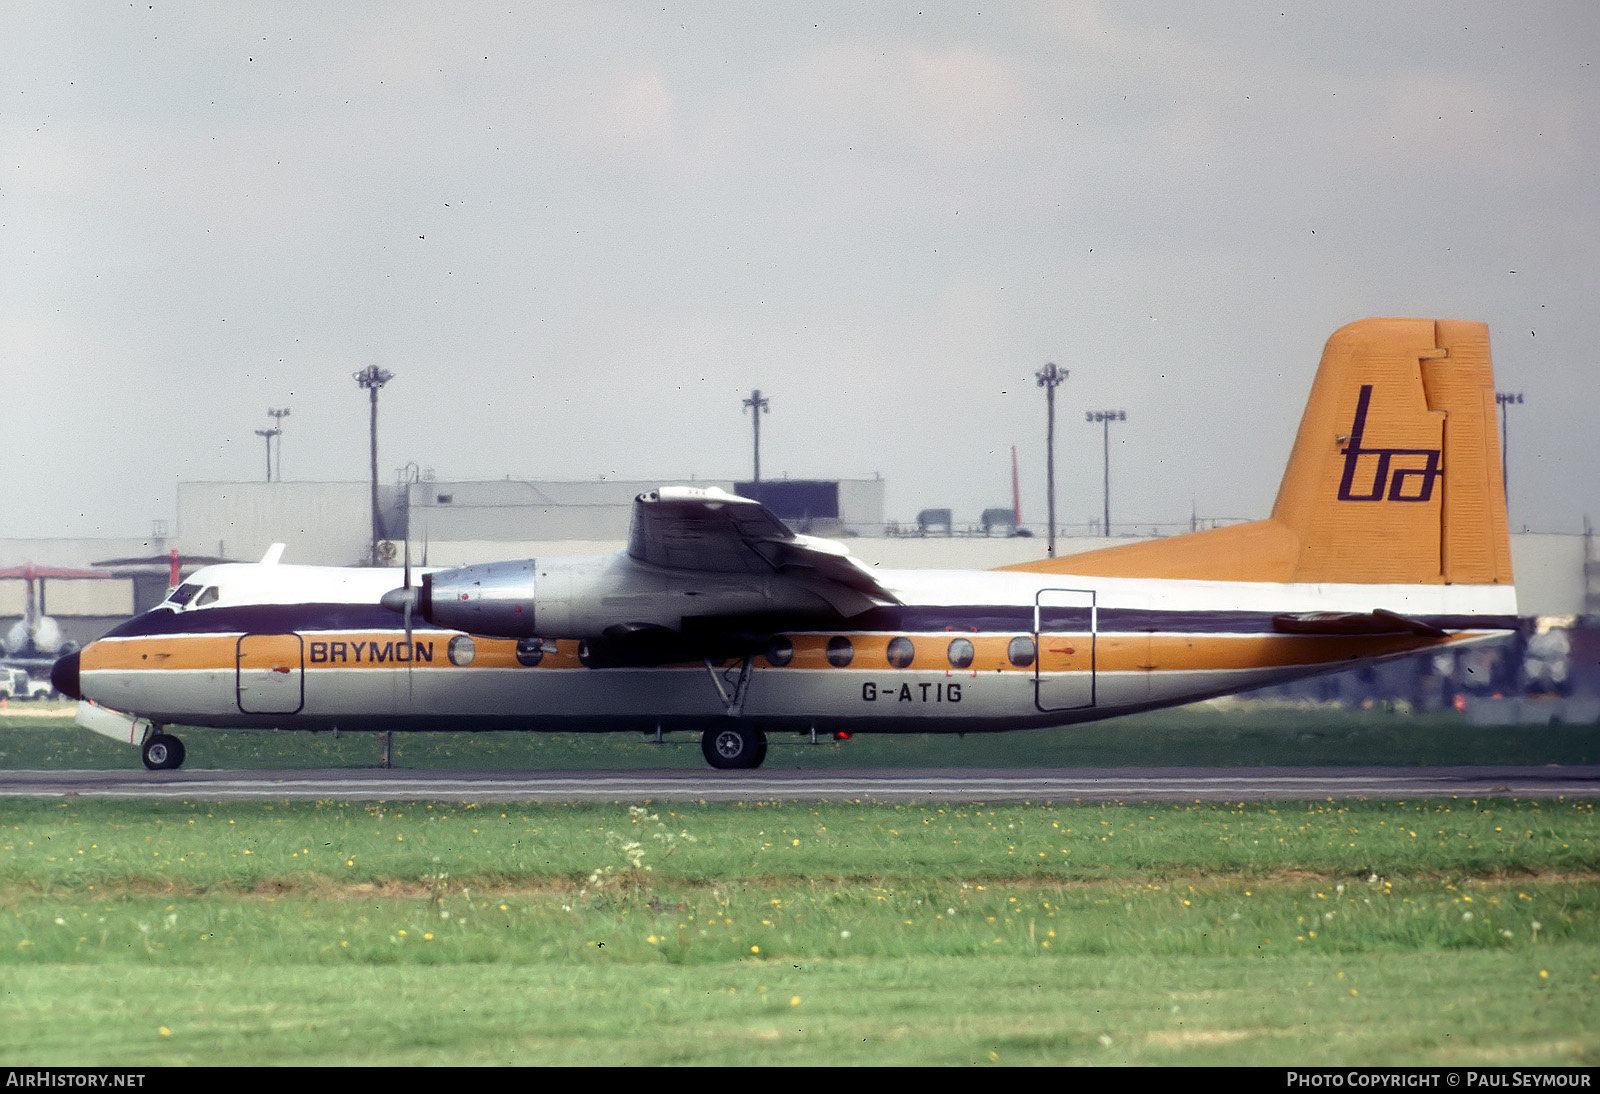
[194,586,220,607]
[167,583,201,608]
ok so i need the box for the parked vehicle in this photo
[0,667,54,701]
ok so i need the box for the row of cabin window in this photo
[766,635,1036,669]
[503,635,1041,670]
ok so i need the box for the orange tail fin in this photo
[1001,318,1513,585]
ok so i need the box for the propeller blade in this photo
[379,584,420,701]
[403,597,414,699]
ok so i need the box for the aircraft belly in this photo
[743,668,1000,723]
[305,666,731,719]
[1138,666,1293,705]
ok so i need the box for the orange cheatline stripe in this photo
[83,628,1473,677]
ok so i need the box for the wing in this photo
[407,487,899,644]
[627,487,899,618]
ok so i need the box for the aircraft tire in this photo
[701,724,767,770]
[141,733,186,771]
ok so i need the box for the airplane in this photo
[1,564,110,672]
[51,318,1517,771]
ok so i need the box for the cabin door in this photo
[236,633,305,715]
[1033,588,1096,713]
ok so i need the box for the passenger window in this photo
[947,638,975,669]
[826,636,854,668]
[515,638,544,667]
[886,637,914,669]
[765,637,794,667]
[1007,636,1036,668]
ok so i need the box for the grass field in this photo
[1,795,1595,1066]
[2,699,1597,770]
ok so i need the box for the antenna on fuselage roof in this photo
[259,544,286,566]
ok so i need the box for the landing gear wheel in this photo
[141,733,186,771]
[701,724,767,770]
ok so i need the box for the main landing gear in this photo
[141,729,186,771]
[695,655,768,769]
[700,724,767,770]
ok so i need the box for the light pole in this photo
[354,365,394,566]
[268,407,291,480]
[1087,409,1126,537]
[253,426,279,482]
[1035,363,1067,557]
[742,389,770,482]
[1496,391,1522,513]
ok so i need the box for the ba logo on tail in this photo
[1337,385,1443,502]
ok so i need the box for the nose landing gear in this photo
[141,730,186,771]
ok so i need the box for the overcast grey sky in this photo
[4,2,1596,541]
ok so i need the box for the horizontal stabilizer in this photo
[1272,609,1446,638]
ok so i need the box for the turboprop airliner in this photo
[52,318,1517,770]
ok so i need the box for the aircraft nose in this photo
[51,650,81,700]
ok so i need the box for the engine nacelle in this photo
[419,556,625,638]
[418,559,537,637]
[416,554,831,641]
